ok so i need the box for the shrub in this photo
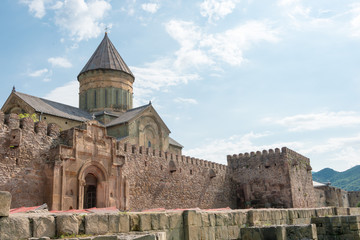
[18,113,39,122]
[357,201,360,208]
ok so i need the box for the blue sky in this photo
[1,0,360,171]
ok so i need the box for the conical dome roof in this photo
[78,33,134,78]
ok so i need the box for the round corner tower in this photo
[77,32,135,113]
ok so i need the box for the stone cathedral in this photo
[2,33,183,156]
[1,33,358,212]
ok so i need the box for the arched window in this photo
[116,90,119,105]
[84,92,87,109]
[105,89,108,107]
[148,141,151,148]
[94,90,97,108]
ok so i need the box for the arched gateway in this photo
[78,162,108,209]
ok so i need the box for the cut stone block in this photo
[0,191,11,217]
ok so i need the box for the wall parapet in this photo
[227,146,310,167]
[117,142,228,171]
[0,111,60,138]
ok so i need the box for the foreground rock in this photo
[0,191,11,217]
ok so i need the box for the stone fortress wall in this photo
[0,112,60,208]
[119,142,234,211]
[0,111,234,210]
[227,147,316,209]
[0,109,359,212]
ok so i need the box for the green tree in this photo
[18,113,39,122]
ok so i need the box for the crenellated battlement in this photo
[227,147,285,164]
[0,111,61,138]
[117,142,228,171]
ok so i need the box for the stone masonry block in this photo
[215,213,231,226]
[285,224,318,240]
[0,216,31,240]
[119,213,130,233]
[139,213,151,231]
[167,228,184,240]
[93,236,118,240]
[130,213,140,231]
[32,215,56,238]
[186,226,200,240]
[85,214,109,235]
[200,226,210,240]
[208,213,216,227]
[108,214,120,233]
[0,191,11,217]
[241,226,286,240]
[215,226,229,240]
[168,212,183,229]
[151,213,169,230]
[184,210,201,226]
[108,213,130,233]
[56,214,79,236]
[228,225,241,239]
[201,213,210,227]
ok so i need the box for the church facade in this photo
[1,33,357,211]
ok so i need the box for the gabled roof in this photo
[11,91,93,122]
[105,103,150,127]
[169,137,183,148]
[105,103,171,133]
[78,33,134,77]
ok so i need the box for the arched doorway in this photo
[78,162,109,209]
[84,173,97,209]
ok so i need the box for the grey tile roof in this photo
[15,92,93,122]
[105,104,150,127]
[78,33,134,77]
[169,137,183,148]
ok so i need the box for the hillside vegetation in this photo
[312,165,360,191]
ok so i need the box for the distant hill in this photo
[312,165,360,191]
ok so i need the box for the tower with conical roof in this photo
[78,32,134,113]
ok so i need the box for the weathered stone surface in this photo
[93,235,118,240]
[0,216,31,240]
[119,213,130,233]
[168,212,183,229]
[0,191,11,217]
[56,214,79,236]
[134,235,156,240]
[31,215,56,238]
[108,213,130,233]
[151,213,169,230]
[130,214,140,231]
[184,210,201,226]
[241,226,285,240]
[286,224,317,239]
[139,213,151,231]
[85,214,109,235]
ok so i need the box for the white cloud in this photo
[21,0,111,41]
[201,21,280,66]
[43,80,78,107]
[28,68,49,77]
[21,0,47,18]
[141,3,160,13]
[131,58,200,106]
[350,3,360,38]
[174,97,198,104]
[165,20,279,68]
[48,57,72,68]
[54,0,111,41]
[266,111,360,132]
[184,132,302,164]
[200,0,239,22]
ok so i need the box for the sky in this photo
[1,0,360,172]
